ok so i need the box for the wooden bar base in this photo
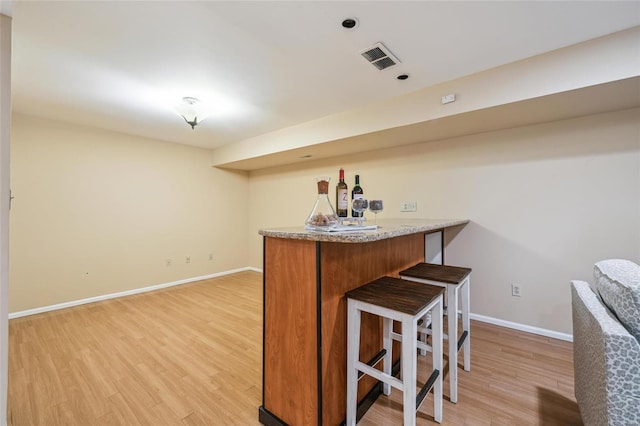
[261,235,424,425]
[259,219,468,425]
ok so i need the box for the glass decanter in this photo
[305,177,339,227]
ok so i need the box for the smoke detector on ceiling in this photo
[360,42,401,71]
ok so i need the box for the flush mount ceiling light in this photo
[175,97,207,129]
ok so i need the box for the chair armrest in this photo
[571,280,640,426]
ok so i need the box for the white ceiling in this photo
[10,1,640,150]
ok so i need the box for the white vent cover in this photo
[360,42,401,71]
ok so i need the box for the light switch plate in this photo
[400,201,417,212]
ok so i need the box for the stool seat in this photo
[400,263,472,404]
[346,276,445,425]
[346,276,445,315]
[400,263,471,285]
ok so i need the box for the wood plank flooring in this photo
[358,321,582,425]
[8,271,582,425]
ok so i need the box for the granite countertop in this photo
[258,218,470,243]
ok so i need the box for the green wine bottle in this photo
[351,175,364,217]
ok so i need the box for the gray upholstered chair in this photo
[571,259,640,426]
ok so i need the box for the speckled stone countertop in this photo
[259,218,470,243]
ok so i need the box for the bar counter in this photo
[258,218,469,426]
[259,218,468,243]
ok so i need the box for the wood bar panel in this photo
[263,237,318,425]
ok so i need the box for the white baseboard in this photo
[9,267,262,319]
[470,312,573,342]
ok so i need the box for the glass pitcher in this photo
[305,177,339,227]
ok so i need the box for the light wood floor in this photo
[8,271,582,425]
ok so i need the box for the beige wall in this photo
[248,108,640,334]
[10,114,249,312]
[9,108,640,334]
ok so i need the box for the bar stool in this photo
[399,263,471,404]
[346,276,445,426]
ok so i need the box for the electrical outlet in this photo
[511,284,521,297]
[208,253,213,261]
[185,256,191,264]
[166,259,172,266]
[400,201,417,212]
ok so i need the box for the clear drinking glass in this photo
[369,200,384,225]
[351,199,368,225]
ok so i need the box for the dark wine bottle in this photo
[351,175,364,217]
[336,168,348,217]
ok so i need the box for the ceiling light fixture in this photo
[176,97,207,129]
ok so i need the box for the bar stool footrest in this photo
[457,330,468,352]
[416,369,440,410]
[357,349,387,381]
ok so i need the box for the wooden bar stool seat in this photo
[399,263,471,404]
[346,276,445,425]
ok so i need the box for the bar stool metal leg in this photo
[431,301,443,423]
[401,316,417,426]
[382,317,392,396]
[448,284,459,403]
[462,277,471,372]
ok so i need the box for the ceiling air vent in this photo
[360,42,401,71]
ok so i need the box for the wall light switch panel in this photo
[400,201,417,212]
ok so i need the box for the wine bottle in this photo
[336,168,348,217]
[351,175,364,217]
